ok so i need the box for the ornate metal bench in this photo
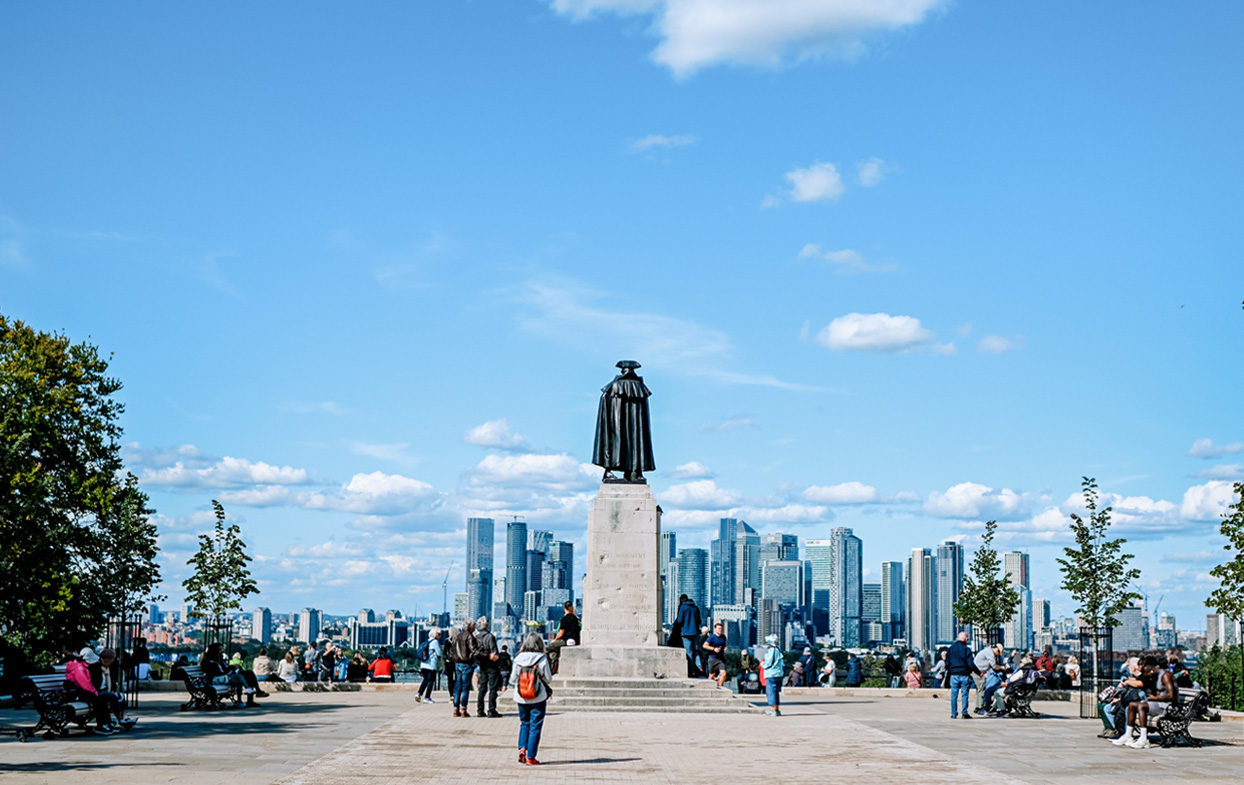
[1151,689,1210,748]
[179,665,240,711]
[17,673,100,741]
[1001,680,1039,718]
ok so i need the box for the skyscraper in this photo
[528,529,552,554]
[734,524,761,606]
[760,560,803,606]
[526,549,545,594]
[660,531,676,574]
[805,539,833,636]
[936,540,965,645]
[1003,551,1030,589]
[906,549,936,653]
[506,519,528,618]
[1003,551,1031,650]
[710,518,741,609]
[252,607,271,643]
[829,527,863,648]
[466,517,495,620]
[881,561,905,642]
[677,548,709,612]
[660,530,676,622]
[862,584,881,622]
[760,532,799,564]
[545,540,574,599]
[298,608,321,644]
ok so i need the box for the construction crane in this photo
[442,562,456,620]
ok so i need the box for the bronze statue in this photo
[592,360,655,482]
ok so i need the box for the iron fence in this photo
[1078,625,1114,719]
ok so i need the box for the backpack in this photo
[517,657,546,701]
[416,639,431,662]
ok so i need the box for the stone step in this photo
[550,677,719,690]
[507,687,739,699]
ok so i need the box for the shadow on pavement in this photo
[541,757,641,766]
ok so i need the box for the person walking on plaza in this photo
[475,616,503,717]
[702,622,729,689]
[546,601,580,675]
[511,632,554,765]
[759,634,784,716]
[946,631,977,719]
[415,629,442,703]
[450,621,479,716]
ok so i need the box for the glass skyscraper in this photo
[936,540,965,645]
[506,519,528,618]
[880,560,905,642]
[829,527,863,648]
[676,547,709,612]
[466,517,495,621]
[906,548,937,653]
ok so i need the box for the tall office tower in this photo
[906,549,937,653]
[828,527,863,648]
[712,603,753,649]
[252,607,272,643]
[545,540,575,598]
[677,548,709,612]
[734,524,761,605]
[710,518,741,609]
[1206,614,1241,647]
[660,531,676,574]
[506,519,528,617]
[760,532,799,564]
[1034,598,1052,629]
[881,561,905,642]
[523,590,541,623]
[147,603,161,625]
[660,530,676,621]
[862,584,882,622]
[665,560,680,624]
[181,602,195,623]
[936,540,965,645]
[806,539,833,636]
[358,608,375,623]
[526,549,545,593]
[1111,603,1146,651]
[298,608,322,644]
[1002,551,1031,649]
[453,592,468,623]
[466,517,495,618]
[758,598,783,649]
[761,560,804,606]
[528,529,552,554]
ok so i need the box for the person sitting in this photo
[202,643,267,706]
[89,648,133,729]
[1167,652,1193,689]
[229,651,246,670]
[785,661,805,687]
[348,652,370,682]
[252,648,277,682]
[546,601,580,675]
[1115,655,1178,749]
[169,654,190,682]
[367,646,395,683]
[903,662,923,690]
[277,651,299,683]
[995,657,1041,715]
[63,650,119,735]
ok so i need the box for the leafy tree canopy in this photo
[955,520,1021,638]
[183,500,259,623]
[1056,477,1142,629]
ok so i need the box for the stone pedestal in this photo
[559,482,686,679]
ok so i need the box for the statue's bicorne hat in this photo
[616,360,641,369]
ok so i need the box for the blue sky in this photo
[2,1,1241,629]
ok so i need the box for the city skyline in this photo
[3,3,1240,630]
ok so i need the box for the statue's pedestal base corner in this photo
[557,645,687,679]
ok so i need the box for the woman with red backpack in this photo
[509,632,553,765]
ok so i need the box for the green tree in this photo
[91,473,166,620]
[1205,481,1244,711]
[183,500,259,641]
[954,520,1021,645]
[1056,477,1142,630]
[0,314,143,661]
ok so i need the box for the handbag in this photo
[758,664,767,686]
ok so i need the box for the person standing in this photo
[675,595,703,676]
[546,601,580,675]
[131,637,151,680]
[475,616,502,717]
[303,641,321,682]
[415,629,442,703]
[759,634,784,717]
[974,643,1005,715]
[702,622,729,689]
[884,654,901,688]
[797,647,816,687]
[821,655,837,688]
[932,651,948,688]
[845,652,862,687]
[946,631,976,719]
[450,621,478,716]
[510,632,554,765]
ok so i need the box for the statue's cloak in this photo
[592,373,655,473]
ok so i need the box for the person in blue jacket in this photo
[675,595,703,676]
[845,652,863,687]
[759,634,785,717]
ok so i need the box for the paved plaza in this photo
[1,688,1240,784]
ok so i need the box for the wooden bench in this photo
[179,665,240,711]
[16,673,100,741]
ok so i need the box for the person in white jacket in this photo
[509,632,553,766]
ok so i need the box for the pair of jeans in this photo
[418,668,436,700]
[681,638,701,675]
[476,666,500,715]
[518,700,547,759]
[949,674,973,716]
[981,671,1001,712]
[454,663,474,709]
[765,678,782,707]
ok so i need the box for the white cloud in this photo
[803,481,878,504]
[978,335,1019,354]
[925,481,1029,520]
[463,418,528,450]
[141,455,311,488]
[1194,464,1244,480]
[466,453,599,492]
[930,342,957,355]
[1181,481,1238,521]
[856,157,886,187]
[799,245,897,274]
[700,416,757,432]
[669,461,715,479]
[661,480,739,509]
[785,161,844,203]
[630,133,698,151]
[1187,438,1244,459]
[551,0,946,77]
[815,312,932,353]
[350,442,412,462]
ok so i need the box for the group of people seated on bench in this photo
[1100,652,1191,749]
[61,646,135,735]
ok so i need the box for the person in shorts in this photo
[702,622,728,689]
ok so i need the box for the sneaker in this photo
[525,759,541,766]
[1112,732,1132,746]
[764,709,775,716]
[1128,737,1151,749]
[453,709,460,717]
[487,712,503,718]
[425,698,436,704]
[255,690,269,698]
[414,696,422,703]
[960,714,971,720]
[973,708,986,716]
[774,709,781,717]
[518,749,527,764]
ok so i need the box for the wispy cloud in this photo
[463,419,528,450]
[1188,438,1243,459]
[798,244,897,273]
[856,157,887,187]
[977,335,1022,354]
[629,133,698,152]
[700,416,757,432]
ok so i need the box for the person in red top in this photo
[63,651,119,734]
[368,647,395,682]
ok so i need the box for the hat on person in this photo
[765,634,779,646]
[616,360,641,369]
[803,647,813,655]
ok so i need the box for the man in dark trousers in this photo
[474,616,502,718]
[675,595,703,676]
[946,631,977,719]
[547,601,580,675]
